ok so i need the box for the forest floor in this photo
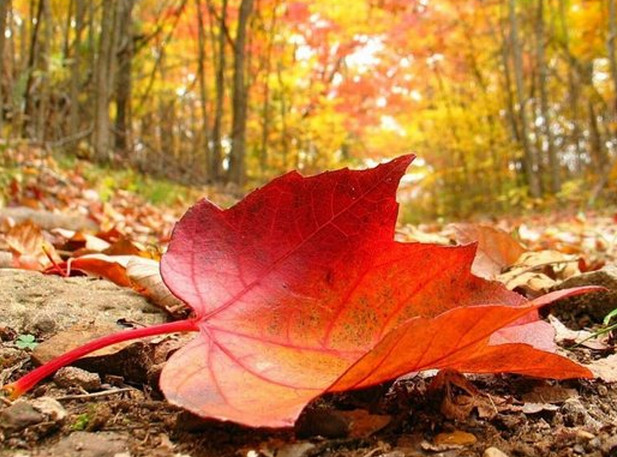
[1,146,617,457]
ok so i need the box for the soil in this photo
[1,271,617,457]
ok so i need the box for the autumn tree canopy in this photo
[0,0,615,218]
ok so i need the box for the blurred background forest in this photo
[0,0,616,221]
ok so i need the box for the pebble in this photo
[0,347,25,369]
[30,397,67,422]
[576,430,595,440]
[45,431,128,457]
[484,447,510,457]
[0,396,69,433]
[0,401,45,431]
[54,366,102,391]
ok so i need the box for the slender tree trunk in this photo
[536,0,560,193]
[228,0,255,185]
[35,0,51,141]
[508,0,541,197]
[195,0,211,181]
[0,0,9,134]
[114,0,134,157]
[22,0,44,139]
[589,0,617,203]
[277,61,289,169]
[210,0,227,181]
[259,1,279,173]
[93,0,117,162]
[558,0,583,173]
[608,0,617,117]
[69,0,85,137]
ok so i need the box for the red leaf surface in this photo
[159,155,591,427]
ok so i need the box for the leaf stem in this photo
[2,319,199,399]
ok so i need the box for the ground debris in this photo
[53,367,102,392]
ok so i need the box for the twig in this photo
[55,387,134,401]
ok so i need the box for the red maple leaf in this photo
[158,155,591,426]
[4,156,594,428]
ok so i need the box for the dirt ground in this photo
[1,270,617,457]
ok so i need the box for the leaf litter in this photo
[0,148,615,455]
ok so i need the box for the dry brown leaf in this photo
[498,250,580,296]
[5,220,58,270]
[448,223,527,279]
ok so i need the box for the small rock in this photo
[44,431,127,457]
[30,397,67,422]
[54,366,102,391]
[31,315,57,334]
[276,442,317,457]
[0,401,45,431]
[576,430,595,440]
[0,347,27,369]
[484,447,509,457]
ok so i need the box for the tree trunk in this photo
[114,0,134,157]
[608,0,617,116]
[259,1,279,174]
[558,0,583,173]
[22,0,44,139]
[34,0,51,141]
[93,0,117,162]
[209,0,227,182]
[0,0,9,134]
[195,0,211,181]
[277,61,289,169]
[68,0,85,138]
[536,0,559,193]
[508,0,541,197]
[228,0,255,185]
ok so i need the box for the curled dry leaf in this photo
[447,223,526,279]
[126,257,189,317]
[498,250,581,297]
[5,220,58,270]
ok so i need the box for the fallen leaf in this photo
[498,250,580,296]
[338,409,391,437]
[548,315,608,350]
[521,385,578,404]
[53,228,111,252]
[5,220,58,270]
[521,403,559,414]
[59,254,133,287]
[433,430,477,447]
[159,156,592,427]
[448,223,526,279]
[126,257,189,317]
[585,354,617,382]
